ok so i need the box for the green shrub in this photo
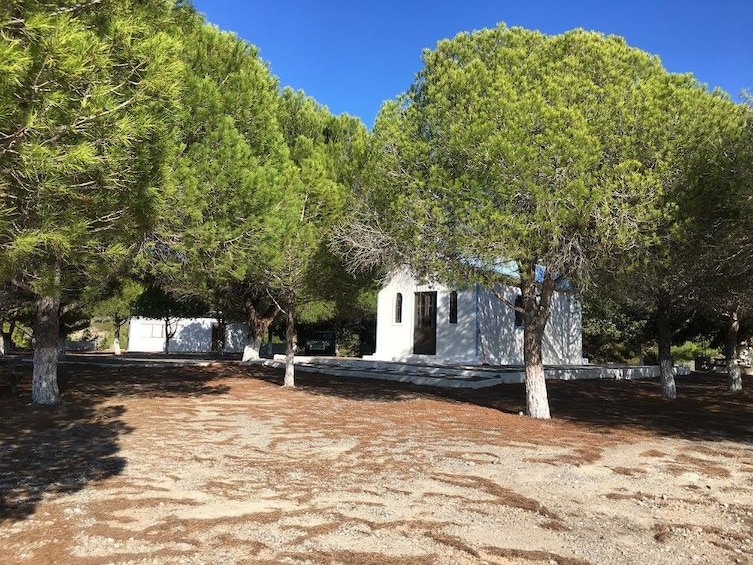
[98,332,113,351]
[672,339,719,367]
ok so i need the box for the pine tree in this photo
[0,0,183,403]
[139,17,291,361]
[339,25,723,417]
[270,89,367,386]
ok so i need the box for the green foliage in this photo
[587,63,752,375]
[132,285,207,321]
[140,17,289,318]
[11,322,32,350]
[680,99,753,320]
[336,24,742,413]
[88,279,143,322]
[0,0,184,300]
[60,305,90,338]
[582,295,651,364]
[364,26,713,291]
[134,18,370,364]
[270,89,369,310]
[671,339,719,366]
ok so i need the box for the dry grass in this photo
[483,546,594,565]
[611,466,647,476]
[432,472,562,520]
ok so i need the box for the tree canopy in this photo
[338,25,743,417]
[267,88,368,386]
[137,15,291,361]
[2,8,750,413]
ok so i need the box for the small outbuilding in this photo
[127,317,246,354]
[367,268,583,365]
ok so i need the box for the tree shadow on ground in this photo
[540,373,753,443]
[4,357,747,525]
[247,367,426,403]
[0,360,231,523]
[63,364,233,400]
[263,367,753,444]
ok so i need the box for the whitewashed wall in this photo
[127,317,246,353]
[476,286,582,365]
[370,269,582,365]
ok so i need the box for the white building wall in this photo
[476,286,519,364]
[542,291,583,364]
[127,317,246,353]
[373,271,481,363]
[128,317,169,353]
[436,286,477,362]
[373,271,423,361]
[478,286,582,365]
[371,269,582,365]
[225,323,246,352]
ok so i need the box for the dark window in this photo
[395,293,403,324]
[449,291,458,324]
[514,294,524,327]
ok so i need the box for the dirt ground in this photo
[1,360,752,565]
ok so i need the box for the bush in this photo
[98,332,113,351]
[672,339,719,367]
[337,329,362,358]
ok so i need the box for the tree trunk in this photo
[32,295,61,405]
[656,295,676,400]
[216,318,227,354]
[243,336,262,362]
[242,315,273,361]
[728,361,743,393]
[334,318,340,357]
[725,306,743,393]
[242,297,278,362]
[523,317,550,419]
[284,299,296,388]
[113,318,122,356]
[163,318,173,355]
[520,272,553,420]
[2,321,15,354]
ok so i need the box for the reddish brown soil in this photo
[1,361,752,564]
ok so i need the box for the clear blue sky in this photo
[191,0,752,129]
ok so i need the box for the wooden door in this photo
[413,291,437,355]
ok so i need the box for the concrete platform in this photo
[19,352,689,391]
[258,356,689,389]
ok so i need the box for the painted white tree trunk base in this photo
[525,363,551,419]
[660,359,677,400]
[242,338,262,363]
[729,362,743,393]
[284,354,295,387]
[113,338,121,356]
[283,302,296,387]
[522,298,552,420]
[33,344,59,405]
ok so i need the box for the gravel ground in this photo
[1,361,752,564]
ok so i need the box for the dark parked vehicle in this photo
[304,331,335,355]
